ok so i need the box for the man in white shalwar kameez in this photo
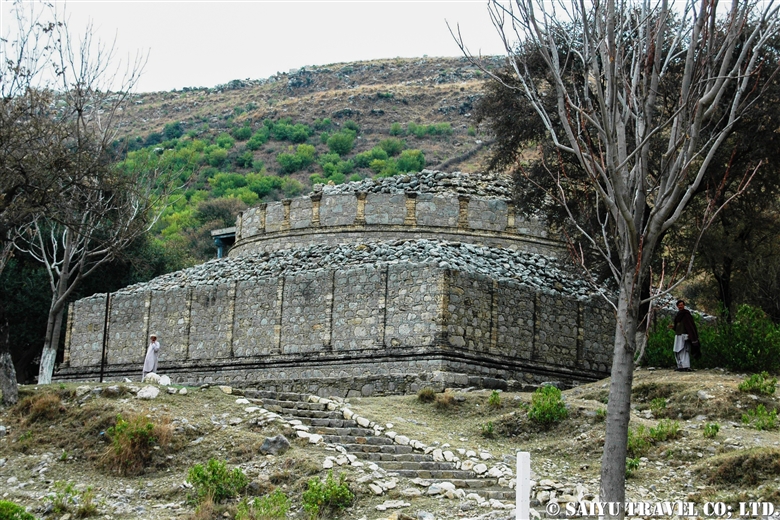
[143,334,160,380]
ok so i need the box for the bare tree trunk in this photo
[600,273,639,508]
[0,310,18,405]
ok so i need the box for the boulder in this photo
[136,386,160,399]
[158,375,171,386]
[259,434,291,456]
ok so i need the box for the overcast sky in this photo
[1,1,509,93]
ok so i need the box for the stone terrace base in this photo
[53,349,609,396]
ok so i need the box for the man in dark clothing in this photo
[670,300,700,371]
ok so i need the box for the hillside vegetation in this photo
[112,57,501,268]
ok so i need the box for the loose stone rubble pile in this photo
[115,239,594,299]
[318,170,516,200]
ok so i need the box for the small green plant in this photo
[417,387,436,403]
[625,457,641,478]
[76,487,99,518]
[236,490,290,520]
[302,471,354,519]
[738,372,777,395]
[742,404,778,430]
[703,422,720,438]
[595,407,607,421]
[467,125,477,136]
[0,500,36,520]
[59,450,68,462]
[649,397,667,416]
[487,390,501,409]
[187,458,248,505]
[480,421,495,438]
[51,481,77,514]
[102,413,168,476]
[627,425,653,457]
[528,386,568,425]
[649,419,681,442]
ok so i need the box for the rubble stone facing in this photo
[58,171,616,393]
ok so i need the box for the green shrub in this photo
[467,125,477,136]
[0,500,36,520]
[649,397,667,416]
[163,122,184,140]
[625,457,641,478]
[396,149,425,173]
[649,419,680,442]
[487,390,501,409]
[326,130,356,156]
[645,305,780,373]
[236,490,290,520]
[417,387,436,402]
[739,372,777,395]
[480,421,495,438]
[231,126,252,141]
[390,122,404,136]
[627,425,653,457]
[234,150,254,168]
[302,471,354,519]
[187,459,249,504]
[742,404,778,430]
[343,120,359,133]
[528,386,568,425]
[703,422,720,438]
[215,133,235,149]
[277,144,316,174]
[245,129,269,150]
[354,147,389,168]
[102,413,169,476]
[595,407,607,421]
[378,138,405,156]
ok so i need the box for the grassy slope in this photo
[1,369,778,519]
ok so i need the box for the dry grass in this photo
[100,412,172,476]
[14,392,66,423]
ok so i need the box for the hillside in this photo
[0,369,778,520]
[118,57,503,175]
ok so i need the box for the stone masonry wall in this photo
[233,192,557,257]
[61,263,614,391]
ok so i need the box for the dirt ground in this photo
[1,367,779,520]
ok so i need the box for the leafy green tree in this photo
[231,125,252,141]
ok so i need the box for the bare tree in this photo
[0,2,156,393]
[455,0,780,510]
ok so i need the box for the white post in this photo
[517,451,530,520]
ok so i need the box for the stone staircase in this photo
[247,390,515,503]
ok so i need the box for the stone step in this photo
[358,452,432,463]
[479,489,516,501]
[276,408,337,419]
[301,417,359,428]
[262,399,328,411]
[384,469,482,480]
[312,426,377,436]
[321,435,394,446]
[449,478,501,490]
[376,461,460,471]
[340,443,414,454]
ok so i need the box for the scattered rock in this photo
[376,500,410,511]
[259,435,290,455]
[143,373,160,384]
[136,386,160,399]
[218,386,232,395]
[158,375,171,386]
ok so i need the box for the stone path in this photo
[246,389,517,509]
